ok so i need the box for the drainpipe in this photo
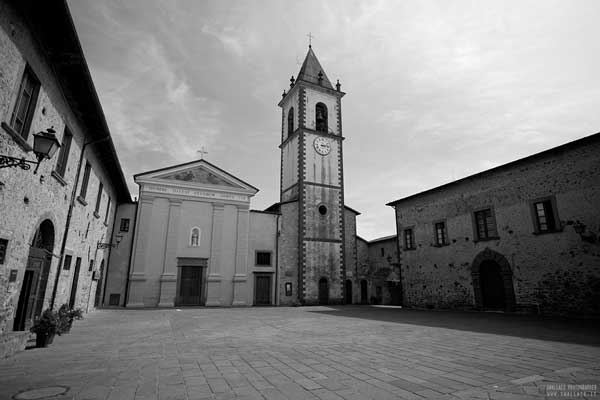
[274,213,280,306]
[49,136,110,309]
[121,200,139,307]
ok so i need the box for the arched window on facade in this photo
[315,103,328,133]
[287,107,294,135]
[190,227,200,247]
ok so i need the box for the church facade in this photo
[104,47,362,307]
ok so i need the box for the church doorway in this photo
[179,266,203,305]
[471,248,516,312]
[345,280,352,304]
[479,260,505,310]
[13,219,55,331]
[360,280,368,304]
[318,278,329,305]
[254,273,272,305]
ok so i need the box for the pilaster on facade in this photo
[206,203,225,306]
[232,205,250,306]
[158,199,182,307]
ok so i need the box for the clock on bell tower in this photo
[277,45,347,306]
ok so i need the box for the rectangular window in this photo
[95,182,103,213]
[10,66,40,139]
[256,251,271,266]
[120,218,130,232]
[104,196,111,224]
[403,228,415,250]
[533,198,558,233]
[63,254,72,270]
[0,239,8,264]
[88,259,94,272]
[80,162,91,199]
[54,128,72,177]
[435,222,447,245]
[380,247,385,257]
[474,208,498,240]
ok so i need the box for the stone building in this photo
[105,46,364,308]
[354,235,401,305]
[0,0,129,356]
[387,133,600,315]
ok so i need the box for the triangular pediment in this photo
[134,159,259,195]
[157,166,241,187]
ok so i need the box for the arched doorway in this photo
[471,248,516,312]
[318,278,329,305]
[345,280,352,304]
[360,280,368,304]
[14,219,55,331]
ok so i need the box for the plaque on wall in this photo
[9,269,18,282]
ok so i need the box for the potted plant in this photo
[58,304,84,334]
[30,309,61,348]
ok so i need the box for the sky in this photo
[68,0,600,241]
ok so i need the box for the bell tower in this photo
[278,46,346,305]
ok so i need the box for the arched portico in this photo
[471,248,516,312]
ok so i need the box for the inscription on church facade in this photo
[143,185,248,202]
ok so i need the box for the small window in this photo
[532,198,559,233]
[404,228,415,250]
[318,205,327,215]
[315,102,328,133]
[88,259,94,272]
[104,196,111,224]
[79,161,92,199]
[190,227,200,247]
[63,254,72,270]
[120,218,130,232]
[95,182,103,213]
[10,66,40,139]
[0,239,8,264]
[55,128,72,177]
[256,251,271,266]
[435,222,447,245]
[287,107,294,135]
[380,247,385,257]
[474,208,498,240]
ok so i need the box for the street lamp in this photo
[0,128,61,174]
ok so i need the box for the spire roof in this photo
[296,47,334,89]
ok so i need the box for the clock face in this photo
[313,137,331,156]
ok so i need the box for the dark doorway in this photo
[13,219,55,331]
[69,257,82,308]
[179,266,203,305]
[318,278,329,305]
[254,274,272,305]
[345,280,352,304]
[480,260,506,310]
[360,280,368,304]
[389,281,403,305]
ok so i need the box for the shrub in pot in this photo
[30,309,61,348]
[58,304,84,334]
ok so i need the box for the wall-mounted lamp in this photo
[97,234,123,249]
[0,128,61,174]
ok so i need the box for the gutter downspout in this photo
[274,213,280,306]
[121,202,137,307]
[49,136,110,309]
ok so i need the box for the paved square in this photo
[1,306,599,400]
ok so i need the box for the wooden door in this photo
[179,266,202,305]
[13,270,34,331]
[360,280,368,304]
[318,278,329,305]
[254,275,272,305]
[69,258,81,308]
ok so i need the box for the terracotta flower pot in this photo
[35,332,55,348]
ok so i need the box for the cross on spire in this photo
[197,147,208,160]
[307,32,314,48]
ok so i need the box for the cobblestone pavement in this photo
[1,306,599,400]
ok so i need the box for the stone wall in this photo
[0,2,123,336]
[278,201,299,306]
[391,135,600,315]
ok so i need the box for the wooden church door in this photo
[179,266,202,305]
[254,274,272,305]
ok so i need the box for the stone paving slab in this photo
[0,306,599,400]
